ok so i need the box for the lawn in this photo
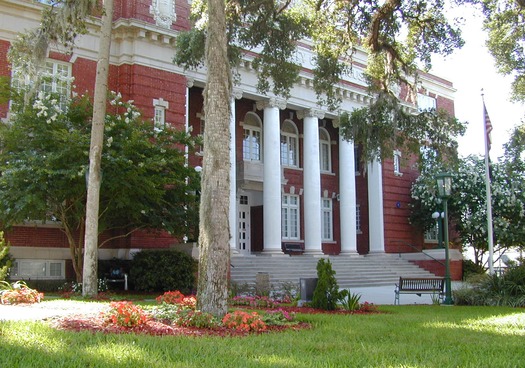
[1,304,524,367]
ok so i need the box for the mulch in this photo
[49,305,372,337]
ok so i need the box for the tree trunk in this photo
[196,0,232,318]
[82,0,114,297]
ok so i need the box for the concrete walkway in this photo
[348,282,463,305]
[0,300,108,321]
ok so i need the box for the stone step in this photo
[230,254,438,289]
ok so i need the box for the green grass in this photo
[1,305,524,367]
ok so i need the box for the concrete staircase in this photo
[230,253,438,290]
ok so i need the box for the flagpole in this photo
[482,90,495,275]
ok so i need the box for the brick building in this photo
[0,0,462,282]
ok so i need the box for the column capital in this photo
[297,108,325,120]
[256,97,287,111]
[186,77,194,88]
[232,88,243,100]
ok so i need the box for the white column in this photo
[229,89,243,253]
[257,98,286,253]
[299,109,324,254]
[367,159,385,253]
[339,135,358,254]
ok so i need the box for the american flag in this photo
[483,102,493,152]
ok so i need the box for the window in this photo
[321,198,333,241]
[417,93,436,112]
[356,204,361,233]
[319,128,331,172]
[280,120,298,167]
[153,98,169,130]
[282,194,300,240]
[242,113,262,161]
[12,60,72,109]
[425,224,439,243]
[393,150,402,176]
[10,259,65,280]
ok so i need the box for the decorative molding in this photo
[256,97,287,111]
[153,97,169,108]
[297,108,325,120]
[186,77,194,88]
[149,0,177,29]
[232,88,243,100]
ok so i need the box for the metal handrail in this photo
[392,240,445,267]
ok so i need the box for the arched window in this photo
[280,120,299,167]
[242,112,263,161]
[319,128,331,172]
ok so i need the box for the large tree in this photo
[7,0,114,296]
[0,92,199,283]
[175,0,468,315]
[195,0,232,317]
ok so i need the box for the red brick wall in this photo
[411,259,463,281]
[114,0,191,31]
[5,227,70,248]
[130,229,175,249]
[383,152,421,253]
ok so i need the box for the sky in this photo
[429,10,525,160]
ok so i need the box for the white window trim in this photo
[417,93,437,112]
[153,98,169,130]
[393,149,403,177]
[319,128,332,173]
[356,204,362,234]
[282,194,300,240]
[321,197,333,241]
[11,59,72,110]
[242,113,263,162]
[280,120,299,168]
[424,223,439,243]
[10,259,65,280]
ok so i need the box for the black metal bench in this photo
[105,268,129,291]
[394,277,444,305]
[283,243,304,254]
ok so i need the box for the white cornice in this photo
[0,0,453,116]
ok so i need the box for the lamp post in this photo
[436,172,453,305]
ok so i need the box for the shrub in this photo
[222,310,267,332]
[462,259,485,280]
[104,301,149,328]
[156,290,185,305]
[176,309,218,328]
[311,258,341,310]
[130,250,197,293]
[156,290,197,309]
[0,281,44,304]
[262,308,297,326]
[454,264,525,307]
[230,295,278,309]
[0,232,13,282]
[23,279,67,292]
[356,302,379,314]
